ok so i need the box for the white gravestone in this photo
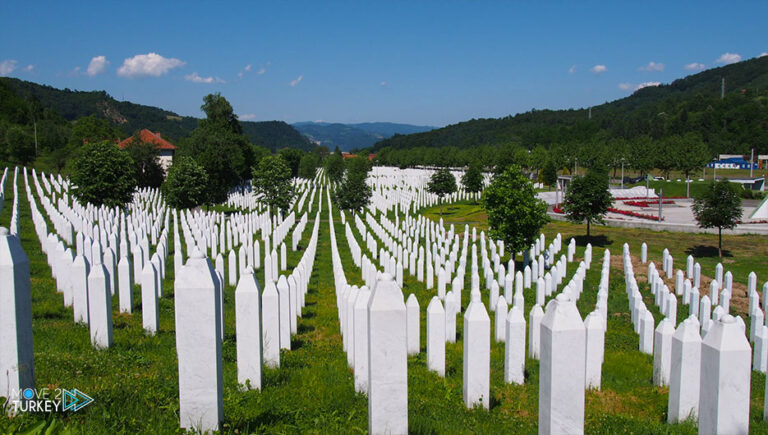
[235,267,262,390]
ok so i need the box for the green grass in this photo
[2,183,768,433]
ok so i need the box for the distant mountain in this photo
[0,77,313,152]
[293,121,434,151]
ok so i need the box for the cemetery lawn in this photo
[3,185,768,433]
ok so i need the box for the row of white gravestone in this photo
[625,243,754,433]
[178,211,321,433]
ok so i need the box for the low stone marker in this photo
[175,249,223,432]
[368,273,407,434]
[699,314,751,434]
[463,289,490,409]
[235,267,262,390]
[427,296,446,376]
[406,294,420,355]
[539,293,585,435]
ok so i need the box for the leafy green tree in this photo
[692,180,743,257]
[346,155,372,176]
[162,157,209,209]
[179,94,254,204]
[71,141,136,207]
[461,161,484,201]
[530,145,548,176]
[324,151,345,183]
[541,158,558,188]
[124,135,164,188]
[252,145,271,167]
[253,155,295,214]
[298,153,318,179]
[5,125,36,165]
[563,168,613,236]
[481,165,549,256]
[278,148,304,178]
[427,167,457,216]
[675,133,710,180]
[67,115,122,148]
[335,170,372,212]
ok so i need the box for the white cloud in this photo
[568,65,576,74]
[240,113,258,121]
[257,66,266,75]
[87,55,109,76]
[636,81,660,90]
[639,61,664,72]
[24,64,34,72]
[117,52,185,78]
[380,80,387,86]
[184,72,225,84]
[760,52,768,58]
[590,64,606,74]
[715,52,741,64]
[618,82,633,91]
[0,59,18,76]
[289,75,303,86]
[684,62,705,71]
[244,64,252,72]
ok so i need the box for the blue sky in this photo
[1,1,766,127]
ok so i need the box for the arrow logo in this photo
[62,389,94,412]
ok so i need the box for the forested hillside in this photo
[0,77,313,169]
[373,56,768,170]
[293,121,433,151]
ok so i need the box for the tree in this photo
[481,165,549,257]
[675,133,710,196]
[253,155,295,214]
[298,153,318,179]
[324,150,345,184]
[427,167,457,216]
[5,125,36,165]
[541,158,558,189]
[71,141,136,208]
[179,94,254,204]
[461,161,484,201]
[346,155,372,176]
[692,180,743,257]
[562,168,613,236]
[335,170,372,212]
[162,157,209,209]
[124,135,164,188]
[278,148,304,178]
[67,115,122,148]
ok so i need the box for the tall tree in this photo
[541,158,558,189]
[124,134,164,188]
[71,141,136,207]
[298,153,318,179]
[692,180,743,257]
[179,94,254,204]
[427,167,457,216]
[67,115,122,148]
[562,168,613,236]
[253,155,295,215]
[482,165,549,257]
[278,148,304,178]
[324,151,345,183]
[162,157,209,209]
[334,170,372,212]
[461,161,484,202]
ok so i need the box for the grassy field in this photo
[2,186,768,433]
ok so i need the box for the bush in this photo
[70,141,136,207]
[162,157,209,209]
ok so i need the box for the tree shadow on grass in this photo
[685,245,732,258]
[571,234,612,248]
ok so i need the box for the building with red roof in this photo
[118,129,177,170]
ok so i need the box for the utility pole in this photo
[620,158,625,190]
[659,188,663,221]
[588,107,592,120]
[750,148,755,178]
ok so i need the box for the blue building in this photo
[706,157,758,170]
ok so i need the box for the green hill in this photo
[293,121,434,151]
[0,77,313,151]
[372,56,768,166]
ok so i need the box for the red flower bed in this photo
[608,207,664,221]
[553,206,564,214]
[737,219,768,224]
[623,200,676,207]
[614,196,686,200]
